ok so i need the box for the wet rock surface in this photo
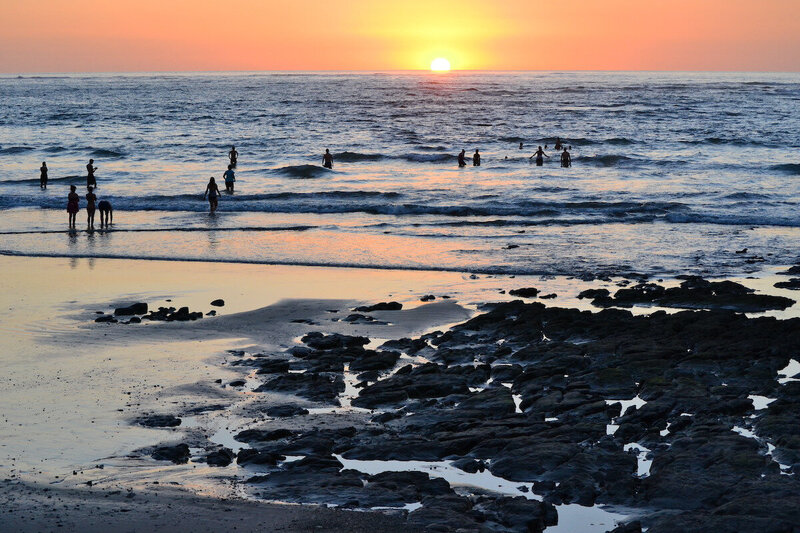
[581,276,794,311]
[140,279,800,532]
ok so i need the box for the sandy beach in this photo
[2,254,800,532]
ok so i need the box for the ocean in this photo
[1,71,799,278]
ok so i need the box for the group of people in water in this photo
[56,138,576,221]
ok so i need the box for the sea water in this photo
[1,71,799,277]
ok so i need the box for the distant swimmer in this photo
[228,146,238,168]
[473,149,481,167]
[560,148,572,168]
[40,162,48,189]
[530,146,549,166]
[67,185,79,228]
[322,149,333,169]
[223,164,236,193]
[86,159,97,188]
[204,177,220,214]
[85,186,97,228]
[98,199,113,226]
[554,138,563,151]
[519,142,523,150]
[458,149,467,167]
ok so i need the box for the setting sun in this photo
[430,57,451,72]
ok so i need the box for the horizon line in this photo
[2,68,800,76]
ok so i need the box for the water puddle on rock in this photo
[334,455,632,532]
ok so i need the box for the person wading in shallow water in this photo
[85,186,97,228]
[530,146,549,166]
[228,145,238,167]
[40,162,48,189]
[203,177,221,214]
[561,147,572,168]
[86,159,97,189]
[458,149,467,167]
[223,164,236,193]
[473,149,481,166]
[98,199,113,226]
[67,185,79,228]
[322,149,334,169]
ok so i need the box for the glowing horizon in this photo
[1,0,799,73]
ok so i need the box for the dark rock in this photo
[254,373,344,404]
[151,443,190,464]
[228,380,246,387]
[235,428,294,443]
[126,316,141,324]
[266,405,309,418]
[774,278,800,290]
[95,315,117,323]
[607,521,642,533]
[451,458,485,473]
[301,332,370,350]
[136,415,181,428]
[420,295,436,301]
[204,448,235,467]
[210,299,225,307]
[349,350,400,371]
[540,293,557,299]
[353,302,403,312]
[114,302,148,316]
[236,449,285,465]
[509,287,540,298]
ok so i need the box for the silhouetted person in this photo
[40,162,48,189]
[86,159,97,188]
[561,148,572,168]
[223,164,236,193]
[85,186,97,228]
[229,146,238,167]
[530,146,549,166]
[458,149,467,167]
[322,149,333,169]
[98,200,113,226]
[554,138,563,151]
[519,142,523,150]
[473,149,481,167]
[67,185,79,228]
[204,177,220,213]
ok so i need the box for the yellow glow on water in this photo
[430,57,451,71]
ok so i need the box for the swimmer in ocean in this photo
[323,149,333,169]
[40,162,48,189]
[458,149,467,167]
[554,138,563,151]
[228,146,238,167]
[204,177,221,214]
[560,148,572,168]
[473,149,481,167]
[530,146,549,166]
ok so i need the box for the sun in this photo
[430,58,451,72]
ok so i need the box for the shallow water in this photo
[2,71,800,277]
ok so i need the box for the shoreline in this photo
[3,255,800,532]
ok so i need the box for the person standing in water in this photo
[554,138,563,151]
[85,186,97,228]
[458,149,467,167]
[98,199,113,227]
[67,185,80,228]
[530,146,549,166]
[228,146,238,168]
[86,159,97,188]
[473,149,481,167]
[40,162,48,189]
[560,148,572,168]
[519,142,523,150]
[204,177,221,213]
[223,164,236,193]
[322,149,334,169]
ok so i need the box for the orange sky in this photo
[1,0,799,72]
